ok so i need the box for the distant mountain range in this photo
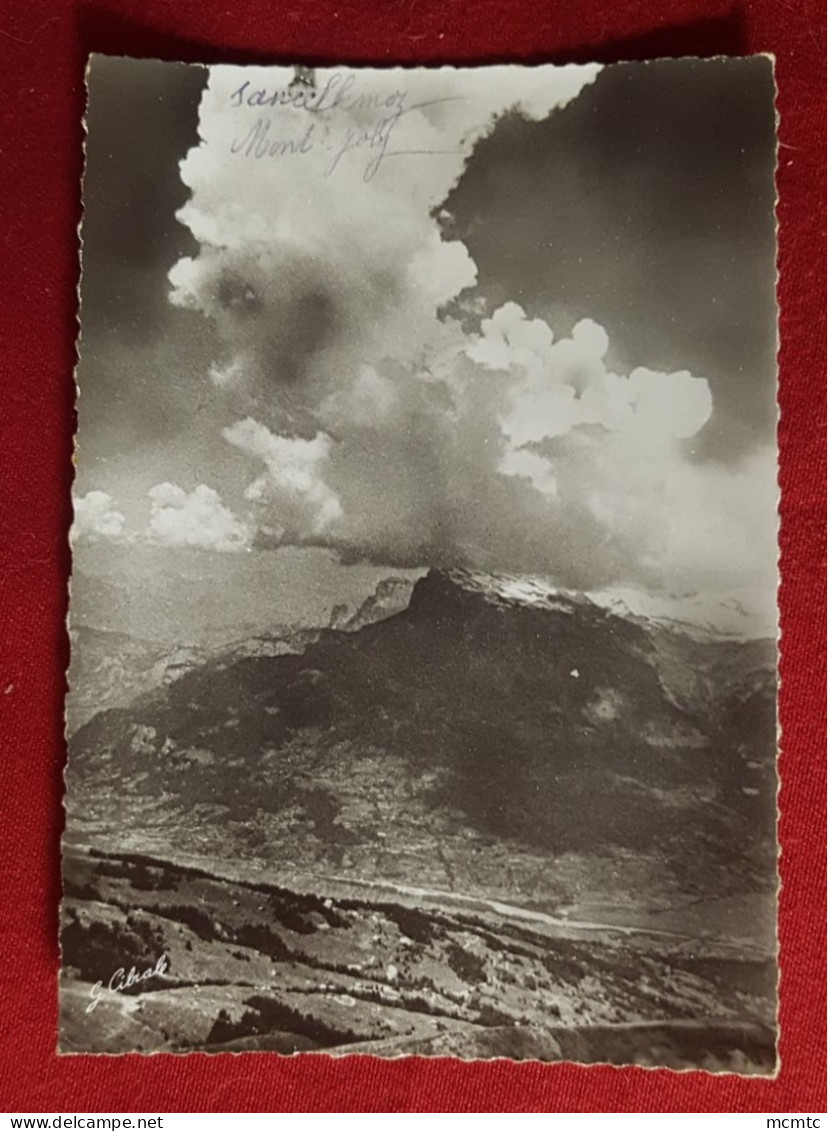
[63,567,778,1061]
[67,568,777,909]
[329,576,414,632]
[69,544,419,648]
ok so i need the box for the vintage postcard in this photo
[62,56,779,1069]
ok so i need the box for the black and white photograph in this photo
[62,56,780,1069]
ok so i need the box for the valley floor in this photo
[60,844,777,1072]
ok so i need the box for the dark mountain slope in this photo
[68,569,776,902]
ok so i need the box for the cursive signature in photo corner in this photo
[85,953,170,1013]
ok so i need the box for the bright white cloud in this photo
[223,419,343,540]
[164,64,775,594]
[72,491,127,543]
[146,483,251,552]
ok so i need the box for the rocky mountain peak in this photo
[330,575,416,632]
[405,568,775,643]
[406,567,591,621]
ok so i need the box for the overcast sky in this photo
[74,56,778,595]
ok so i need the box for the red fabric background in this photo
[0,0,825,1113]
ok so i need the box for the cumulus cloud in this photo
[166,64,776,593]
[146,483,251,552]
[470,304,713,446]
[223,419,343,540]
[72,491,127,543]
[169,65,600,423]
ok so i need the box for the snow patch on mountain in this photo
[416,568,775,641]
[587,586,776,641]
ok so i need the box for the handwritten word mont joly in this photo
[230,113,406,183]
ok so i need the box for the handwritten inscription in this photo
[227,72,460,183]
[230,73,406,116]
[230,119,316,160]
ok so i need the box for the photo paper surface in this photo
[63,56,779,1069]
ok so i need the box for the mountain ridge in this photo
[67,566,776,911]
[62,566,778,1063]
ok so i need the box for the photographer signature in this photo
[86,954,169,1013]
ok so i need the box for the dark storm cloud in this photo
[75,58,777,594]
[77,57,210,464]
[82,56,205,332]
[79,56,776,469]
[442,57,778,460]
